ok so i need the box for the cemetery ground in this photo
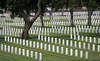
[0,17,100,61]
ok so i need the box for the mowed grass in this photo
[0,18,100,61]
[0,34,100,61]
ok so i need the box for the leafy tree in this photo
[54,0,81,27]
[68,0,82,27]
[0,0,42,39]
[82,0,99,26]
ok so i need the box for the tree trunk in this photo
[61,7,64,16]
[18,0,41,39]
[40,15,44,27]
[22,21,32,39]
[87,8,93,26]
[49,11,53,21]
[70,9,74,27]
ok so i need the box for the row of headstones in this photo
[0,21,24,27]
[8,22,24,26]
[38,35,100,52]
[52,25,99,31]
[74,19,100,26]
[37,19,99,26]
[3,26,49,36]
[70,34,100,44]
[1,20,99,35]
[0,44,42,60]
[0,30,19,37]
[41,14,99,19]
[0,17,12,21]
[5,36,88,59]
[3,24,99,37]
[0,20,69,27]
[3,26,22,33]
[76,25,99,30]
[91,19,100,26]
[0,22,10,29]
[29,30,49,36]
[76,27,100,34]
[31,26,76,35]
[52,25,100,34]
[33,21,70,26]
[2,26,50,38]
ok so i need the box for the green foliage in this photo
[82,0,99,10]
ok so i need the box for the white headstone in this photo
[39,53,42,60]
[97,45,100,52]
[89,37,92,43]
[19,48,21,55]
[81,36,84,41]
[26,40,28,46]
[88,43,90,50]
[40,43,43,49]
[1,44,3,51]
[30,41,32,47]
[44,44,47,50]
[66,40,69,46]
[56,46,59,53]
[85,36,88,42]
[16,38,19,44]
[8,36,9,42]
[52,45,55,52]
[83,43,86,49]
[55,38,57,44]
[41,36,43,41]
[65,48,68,55]
[22,49,25,56]
[92,44,95,51]
[13,38,15,43]
[93,37,96,43]
[37,42,39,48]
[33,41,35,48]
[78,35,80,40]
[61,47,64,54]
[70,49,73,56]
[8,46,10,52]
[70,41,73,47]
[70,34,72,39]
[74,41,77,47]
[48,44,51,51]
[75,50,78,56]
[62,39,65,45]
[79,42,81,48]
[15,47,17,54]
[30,51,33,58]
[20,39,22,45]
[10,37,12,43]
[23,40,25,45]
[48,37,50,42]
[98,38,100,44]
[74,35,76,40]
[26,50,29,57]
[80,51,83,58]
[5,36,6,41]
[11,46,13,53]
[38,35,40,40]
[44,36,46,42]
[35,52,38,59]
[85,52,88,59]
[51,37,53,43]
[59,39,61,44]
[4,45,6,51]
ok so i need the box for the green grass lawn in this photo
[0,18,100,61]
[0,34,100,61]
